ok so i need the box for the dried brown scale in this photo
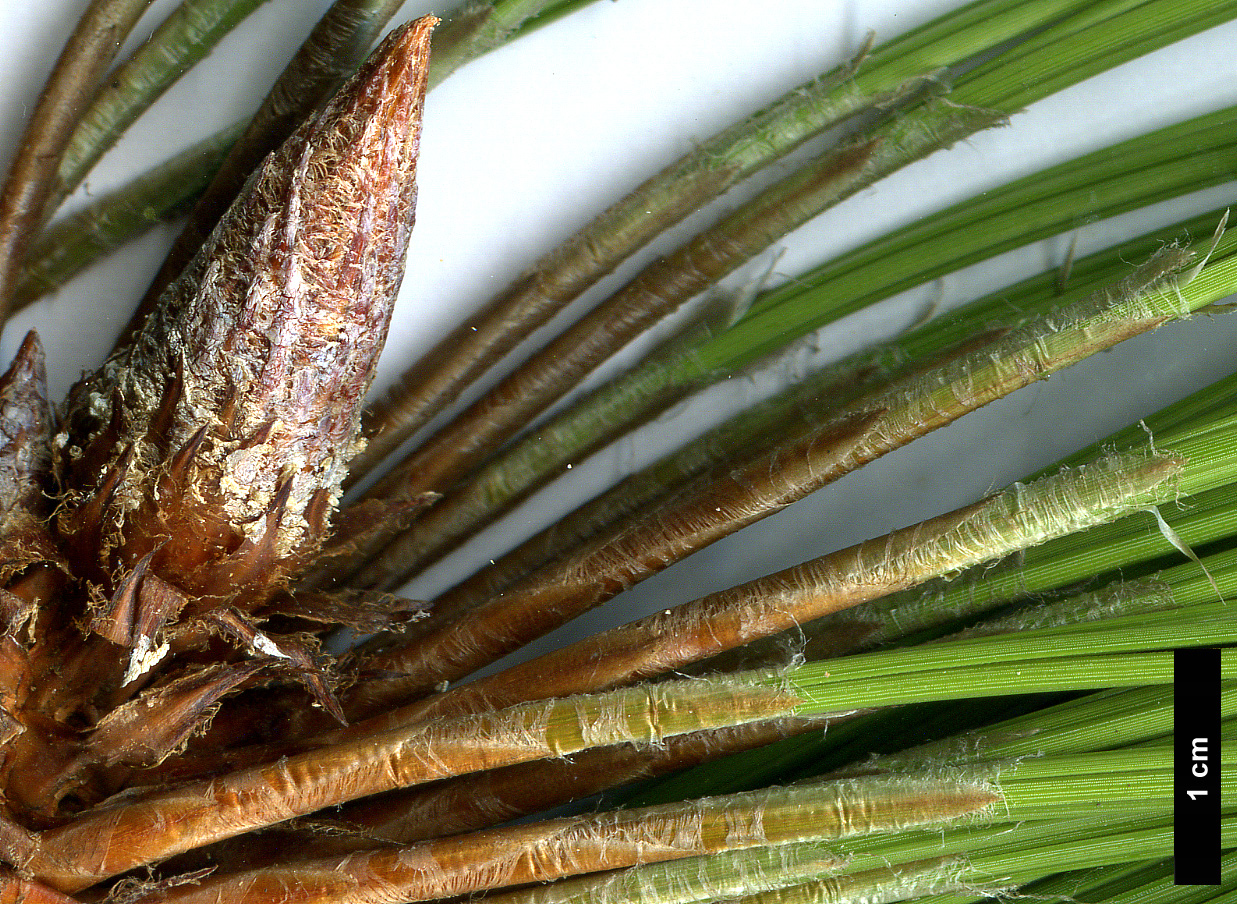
[204,608,345,724]
[163,586,430,762]
[89,548,157,646]
[0,637,29,716]
[0,332,60,653]
[267,588,428,634]
[84,661,270,769]
[25,661,276,815]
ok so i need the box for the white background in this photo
[0,0,1235,663]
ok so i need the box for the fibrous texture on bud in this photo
[0,332,52,529]
[55,18,432,603]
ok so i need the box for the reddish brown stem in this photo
[355,408,886,708]
[174,715,841,875]
[141,776,998,904]
[0,0,156,330]
[26,677,798,891]
[0,871,80,904]
[331,715,839,846]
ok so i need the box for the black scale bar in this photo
[1175,647,1221,885]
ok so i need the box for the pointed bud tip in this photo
[4,331,45,386]
[0,330,49,424]
[303,12,438,258]
[391,15,440,69]
[323,15,438,177]
[0,330,51,519]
